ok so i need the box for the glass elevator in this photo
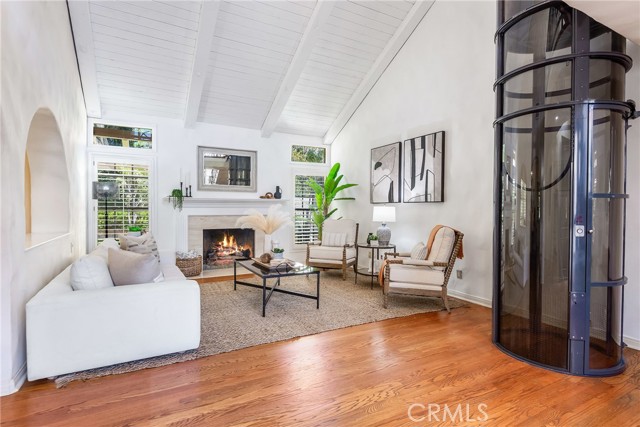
[493,0,637,375]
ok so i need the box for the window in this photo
[291,145,326,164]
[294,174,324,245]
[96,161,149,242]
[93,123,153,149]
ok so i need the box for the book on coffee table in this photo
[252,258,302,272]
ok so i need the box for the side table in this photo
[355,243,396,289]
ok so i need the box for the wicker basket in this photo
[176,255,202,277]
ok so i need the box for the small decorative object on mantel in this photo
[274,186,282,199]
[259,192,274,199]
[175,250,202,277]
[170,189,184,211]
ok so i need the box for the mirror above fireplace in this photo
[197,146,257,192]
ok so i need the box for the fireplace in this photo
[203,228,254,270]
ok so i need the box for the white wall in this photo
[624,40,640,349]
[331,0,496,306]
[330,1,640,348]
[1,1,87,395]
[95,112,326,259]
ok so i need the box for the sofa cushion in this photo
[70,255,114,291]
[108,248,163,286]
[119,233,159,262]
[309,245,356,261]
[322,232,347,247]
[427,227,456,264]
[323,219,357,245]
[389,263,445,286]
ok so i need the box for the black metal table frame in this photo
[354,243,397,289]
[234,259,320,317]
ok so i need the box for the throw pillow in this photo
[108,248,163,286]
[70,254,114,291]
[322,232,347,247]
[90,238,120,261]
[410,243,428,260]
[119,232,159,262]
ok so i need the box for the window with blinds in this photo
[294,174,324,245]
[96,162,149,242]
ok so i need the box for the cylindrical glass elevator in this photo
[493,0,636,376]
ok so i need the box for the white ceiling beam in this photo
[323,0,435,145]
[184,1,220,128]
[260,0,336,138]
[68,1,102,118]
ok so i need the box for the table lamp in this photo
[372,206,395,246]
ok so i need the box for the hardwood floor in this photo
[2,304,639,426]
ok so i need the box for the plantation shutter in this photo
[294,174,324,245]
[96,162,149,242]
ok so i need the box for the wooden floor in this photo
[2,304,639,426]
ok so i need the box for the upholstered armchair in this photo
[382,225,463,312]
[306,219,359,280]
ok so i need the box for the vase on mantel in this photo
[263,234,272,255]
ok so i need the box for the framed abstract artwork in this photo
[370,142,401,203]
[403,131,445,203]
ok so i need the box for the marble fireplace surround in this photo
[188,215,266,259]
[180,198,285,258]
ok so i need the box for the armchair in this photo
[382,225,463,312]
[306,219,359,280]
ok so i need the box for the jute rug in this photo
[55,272,463,387]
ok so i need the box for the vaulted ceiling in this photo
[69,0,434,143]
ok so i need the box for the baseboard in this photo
[625,336,640,350]
[1,362,27,396]
[452,291,640,351]
[448,289,492,308]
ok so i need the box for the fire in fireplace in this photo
[203,228,254,270]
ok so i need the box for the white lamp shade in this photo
[372,206,396,223]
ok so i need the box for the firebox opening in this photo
[203,228,254,270]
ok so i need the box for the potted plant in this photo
[128,226,142,237]
[170,189,184,211]
[271,247,285,260]
[307,163,358,240]
[369,235,379,246]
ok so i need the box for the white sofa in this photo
[26,250,201,381]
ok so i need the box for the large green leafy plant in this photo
[307,163,358,240]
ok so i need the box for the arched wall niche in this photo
[24,108,70,243]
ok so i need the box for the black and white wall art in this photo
[403,131,445,203]
[370,142,401,203]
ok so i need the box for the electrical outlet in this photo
[456,270,463,279]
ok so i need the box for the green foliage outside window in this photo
[291,145,326,164]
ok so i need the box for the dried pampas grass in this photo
[236,204,292,235]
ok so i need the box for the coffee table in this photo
[233,259,320,317]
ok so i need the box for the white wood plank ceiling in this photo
[69,1,434,143]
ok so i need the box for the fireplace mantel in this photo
[184,198,289,208]
[166,197,288,209]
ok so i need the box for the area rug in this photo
[55,272,463,387]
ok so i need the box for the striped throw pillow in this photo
[322,232,347,247]
[410,242,428,260]
[120,232,160,262]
